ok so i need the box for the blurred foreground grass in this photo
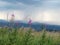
[0,27,60,45]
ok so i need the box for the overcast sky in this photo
[0,0,60,25]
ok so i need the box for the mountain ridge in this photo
[0,19,60,31]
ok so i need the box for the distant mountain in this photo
[0,20,7,22]
[0,20,60,31]
[0,20,8,27]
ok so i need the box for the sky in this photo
[0,0,60,25]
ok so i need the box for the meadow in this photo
[0,27,60,45]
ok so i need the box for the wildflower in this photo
[12,14,15,17]
[10,14,15,27]
[28,18,32,25]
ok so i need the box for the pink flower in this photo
[28,19,32,25]
[12,14,15,17]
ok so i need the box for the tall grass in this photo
[0,27,60,45]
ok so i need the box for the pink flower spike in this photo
[28,19,32,25]
[12,14,15,17]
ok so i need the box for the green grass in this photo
[0,27,60,45]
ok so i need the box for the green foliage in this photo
[0,28,60,45]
